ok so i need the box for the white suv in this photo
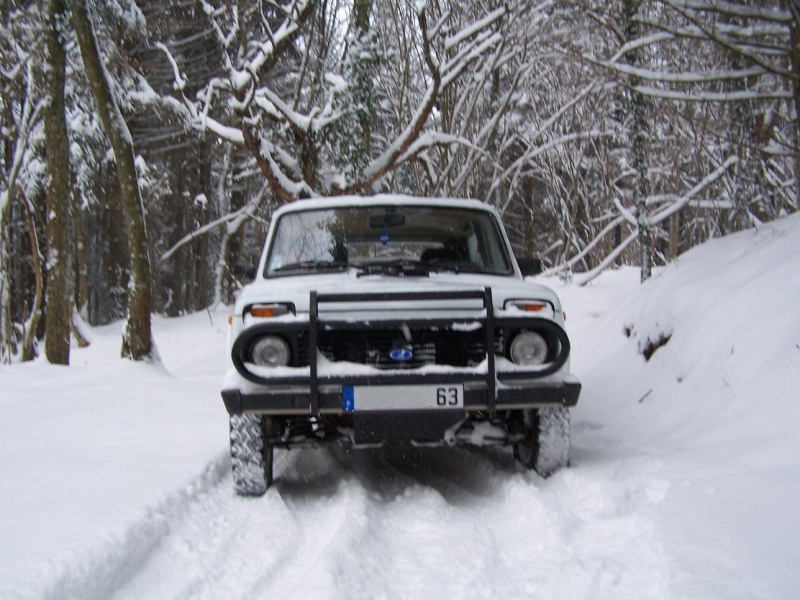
[222,195,581,495]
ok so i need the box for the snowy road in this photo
[94,441,675,600]
[32,404,783,600]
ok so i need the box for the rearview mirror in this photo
[369,213,405,228]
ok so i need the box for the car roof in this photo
[271,194,498,218]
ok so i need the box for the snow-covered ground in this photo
[2,213,799,600]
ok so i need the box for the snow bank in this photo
[554,213,800,598]
[0,311,230,600]
[566,213,800,452]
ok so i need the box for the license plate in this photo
[342,384,464,412]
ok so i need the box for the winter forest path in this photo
[64,305,681,600]
[85,443,678,600]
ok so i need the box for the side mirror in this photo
[232,263,257,281]
[517,257,543,277]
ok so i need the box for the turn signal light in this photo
[519,302,548,313]
[504,300,555,318]
[248,304,291,318]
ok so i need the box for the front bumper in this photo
[222,374,581,416]
[223,287,581,417]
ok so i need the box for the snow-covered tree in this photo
[156,0,506,198]
[2,0,799,349]
[530,0,795,284]
[67,0,155,361]
[1,2,47,362]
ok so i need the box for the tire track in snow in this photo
[29,454,230,600]
[64,443,677,600]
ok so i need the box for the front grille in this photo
[316,327,487,370]
[295,331,310,366]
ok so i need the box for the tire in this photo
[513,406,570,477]
[229,413,274,496]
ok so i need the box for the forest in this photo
[1,0,798,364]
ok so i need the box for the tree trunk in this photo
[67,0,154,361]
[623,0,652,282]
[72,187,89,321]
[790,1,800,209]
[1,201,15,361]
[723,4,758,230]
[669,210,681,261]
[0,229,14,362]
[20,193,44,362]
[354,0,373,171]
[43,0,72,365]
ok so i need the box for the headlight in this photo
[509,331,549,366]
[250,335,290,367]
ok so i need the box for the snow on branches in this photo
[156,0,506,202]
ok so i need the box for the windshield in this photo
[264,204,514,277]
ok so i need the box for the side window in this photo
[475,218,511,272]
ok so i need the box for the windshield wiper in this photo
[424,261,487,275]
[355,259,431,278]
[272,260,349,274]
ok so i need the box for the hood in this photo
[234,271,562,316]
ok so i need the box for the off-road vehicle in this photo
[222,195,580,495]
